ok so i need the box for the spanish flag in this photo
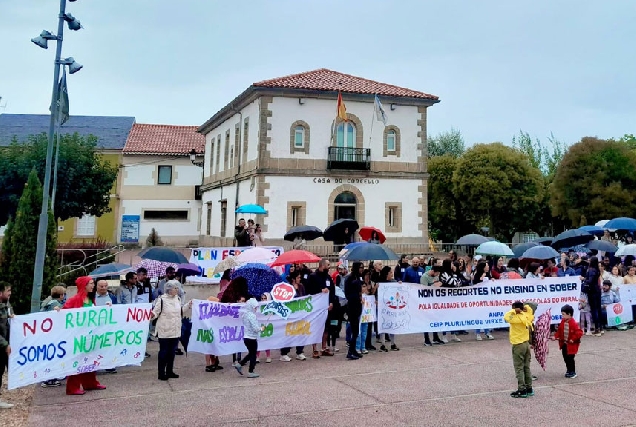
[337,92,347,122]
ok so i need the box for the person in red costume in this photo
[62,276,107,395]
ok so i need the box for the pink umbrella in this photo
[235,247,278,264]
[135,259,178,279]
[533,309,552,371]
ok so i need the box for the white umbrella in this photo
[475,241,514,257]
[595,220,609,227]
[615,244,636,257]
[235,247,278,264]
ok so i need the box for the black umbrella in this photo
[284,225,323,242]
[180,318,192,356]
[586,239,618,253]
[456,234,489,246]
[512,242,539,258]
[323,218,359,242]
[532,237,554,246]
[551,229,594,250]
[139,247,188,264]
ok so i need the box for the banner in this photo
[360,295,377,323]
[188,294,328,356]
[188,246,284,283]
[378,277,581,334]
[606,303,634,326]
[8,304,151,389]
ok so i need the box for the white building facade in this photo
[198,69,439,247]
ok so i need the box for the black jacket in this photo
[344,275,362,309]
[307,269,339,319]
[234,226,251,247]
[394,262,410,282]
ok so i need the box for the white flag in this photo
[374,94,388,126]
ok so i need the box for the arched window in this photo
[334,191,357,204]
[289,120,310,154]
[334,191,357,221]
[383,126,401,157]
[294,126,305,148]
[387,130,396,152]
[336,122,356,148]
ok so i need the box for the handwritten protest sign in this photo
[378,277,581,334]
[606,302,634,326]
[188,294,328,355]
[360,295,377,323]
[271,282,295,302]
[188,246,284,283]
[8,304,151,389]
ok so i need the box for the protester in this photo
[554,304,583,379]
[256,293,272,363]
[116,271,138,304]
[235,298,263,378]
[253,223,265,246]
[578,292,592,336]
[600,280,621,330]
[306,259,336,357]
[136,267,154,304]
[94,278,117,307]
[584,257,603,336]
[557,258,576,277]
[403,257,425,283]
[394,255,410,282]
[40,285,66,387]
[204,294,223,372]
[63,276,107,395]
[150,280,191,381]
[378,267,399,351]
[473,262,494,341]
[345,262,364,360]
[234,218,251,247]
[0,282,14,409]
[504,301,534,398]
[280,271,307,361]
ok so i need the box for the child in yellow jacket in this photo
[504,301,535,398]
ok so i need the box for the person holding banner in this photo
[0,282,14,409]
[62,276,107,395]
[280,271,308,362]
[345,262,364,360]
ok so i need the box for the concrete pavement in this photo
[28,329,636,426]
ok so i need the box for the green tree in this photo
[428,156,460,241]
[452,143,544,240]
[551,137,636,226]
[512,130,567,178]
[0,132,118,225]
[428,128,465,158]
[1,170,58,313]
[146,228,163,247]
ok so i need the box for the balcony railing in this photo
[327,147,371,171]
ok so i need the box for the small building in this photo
[120,123,205,246]
[197,68,439,246]
[0,113,134,243]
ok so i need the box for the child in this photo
[40,285,66,387]
[579,292,592,336]
[356,282,372,354]
[204,295,223,372]
[235,298,263,378]
[504,301,534,398]
[256,293,272,363]
[554,304,583,378]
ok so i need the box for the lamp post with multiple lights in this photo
[29,0,83,313]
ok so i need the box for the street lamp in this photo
[189,148,204,167]
[30,0,83,313]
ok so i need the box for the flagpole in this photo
[368,94,376,149]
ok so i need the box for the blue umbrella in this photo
[512,242,539,258]
[139,247,188,264]
[236,204,268,214]
[586,240,618,253]
[89,263,133,277]
[456,234,489,245]
[579,225,605,237]
[231,263,282,297]
[551,229,594,250]
[475,241,514,257]
[521,246,560,260]
[342,242,400,261]
[604,217,636,231]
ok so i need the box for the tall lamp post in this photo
[29,0,83,313]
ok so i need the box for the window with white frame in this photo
[291,207,300,227]
[336,122,356,148]
[77,214,95,236]
[294,126,304,148]
[157,165,172,185]
[387,130,396,152]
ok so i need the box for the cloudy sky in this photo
[1,0,634,146]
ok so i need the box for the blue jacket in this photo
[557,267,576,277]
[403,266,425,284]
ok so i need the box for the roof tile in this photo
[123,123,205,155]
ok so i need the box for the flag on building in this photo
[374,94,388,126]
[57,69,70,126]
[337,92,347,121]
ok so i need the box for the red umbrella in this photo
[269,250,321,267]
[359,226,386,243]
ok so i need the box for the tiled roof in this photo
[0,114,135,149]
[253,68,439,100]
[123,123,205,155]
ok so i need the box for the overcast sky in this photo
[1,0,634,147]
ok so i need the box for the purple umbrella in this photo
[176,263,201,277]
[135,259,178,279]
[231,263,283,297]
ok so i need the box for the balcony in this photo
[327,147,371,171]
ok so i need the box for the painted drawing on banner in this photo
[360,295,377,323]
[606,302,633,326]
[379,285,412,332]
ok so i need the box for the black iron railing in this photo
[327,147,371,170]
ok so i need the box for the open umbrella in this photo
[236,247,278,264]
[512,242,539,258]
[176,263,201,277]
[586,240,618,253]
[595,219,610,228]
[615,244,636,257]
[456,234,489,246]
[551,229,593,250]
[213,255,239,275]
[139,247,188,264]
[235,204,267,214]
[604,217,636,231]
[342,242,400,261]
[270,250,321,267]
[358,226,386,243]
[579,225,605,237]
[532,237,554,246]
[284,225,323,241]
[533,309,552,371]
[181,318,192,356]
[521,246,559,260]
[475,241,514,257]
[323,218,359,242]
[135,259,178,279]
[231,263,282,297]
[89,263,133,277]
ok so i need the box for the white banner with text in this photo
[188,246,284,283]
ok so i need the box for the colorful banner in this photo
[360,295,377,323]
[378,277,581,334]
[606,303,634,326]
[188,246,284,283]
[8,304,151,389]
[188,294,328,356]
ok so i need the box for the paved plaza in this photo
[26,328,636,427]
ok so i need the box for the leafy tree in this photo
[1,170,58,313]
[614,133,636,150]
[452,143,544,240]
[0,132,118,225]
[428,156,471,242]
[146,228,163,247]
[428,128,465,158]
[551,137,636,226]
[512,130,567,178]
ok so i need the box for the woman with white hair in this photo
[150,280,191,381]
